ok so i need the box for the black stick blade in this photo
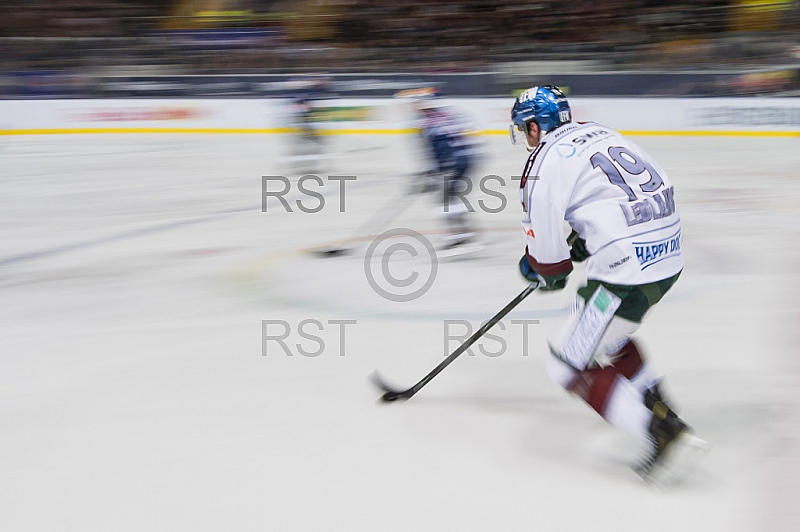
[370,372,413,402]
[381,391,409,402]
[311,246,352,258]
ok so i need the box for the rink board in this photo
[1,98,800,136]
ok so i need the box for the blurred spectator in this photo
[0,0,798,95]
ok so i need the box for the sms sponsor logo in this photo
[556,143,576,158]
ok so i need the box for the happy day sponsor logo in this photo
[633,230,681,270]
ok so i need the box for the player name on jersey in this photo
[620,186,676,227]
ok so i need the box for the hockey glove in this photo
[519,255,568,291]
[518,254,540,284]
[538,277,567,291]
[567,230,590,263]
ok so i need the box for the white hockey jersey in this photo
[520,122,683,286]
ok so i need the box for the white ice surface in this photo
[1,131,799,531]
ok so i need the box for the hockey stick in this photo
[371,281,539,402]
[311,181,421,258]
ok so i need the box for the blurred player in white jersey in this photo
[510,85,708,483]
[397,88,482,252]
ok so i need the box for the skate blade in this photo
[437,242,485,259]
[638,433,711,487]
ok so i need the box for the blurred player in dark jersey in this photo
[397,88,482,253]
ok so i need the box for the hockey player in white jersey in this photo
[510,85,708,483]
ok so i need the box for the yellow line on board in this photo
[0,127,420,136]
[621,130,800,137]
[481,129,800,137]
[0,128,797,137]
[317,128,419,135]
[0,128,296,135]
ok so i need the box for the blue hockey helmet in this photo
[510,85,571,146]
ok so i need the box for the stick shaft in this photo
[402,282,538,397]
[311,190,418,256]
[342,187,417,244]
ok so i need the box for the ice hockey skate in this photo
[635,389,710,486]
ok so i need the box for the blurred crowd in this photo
[1,0,799,94]
[0,0,166,38]
[339,1,726,49]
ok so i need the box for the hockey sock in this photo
[613,340,660,394]
[566,342,655,441]
[565,339,645,413]
[566,365,617,415]
[611,340,644,378]
[603,376,652,440]
[567,368,651,440]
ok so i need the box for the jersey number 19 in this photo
[590,146,664,202]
